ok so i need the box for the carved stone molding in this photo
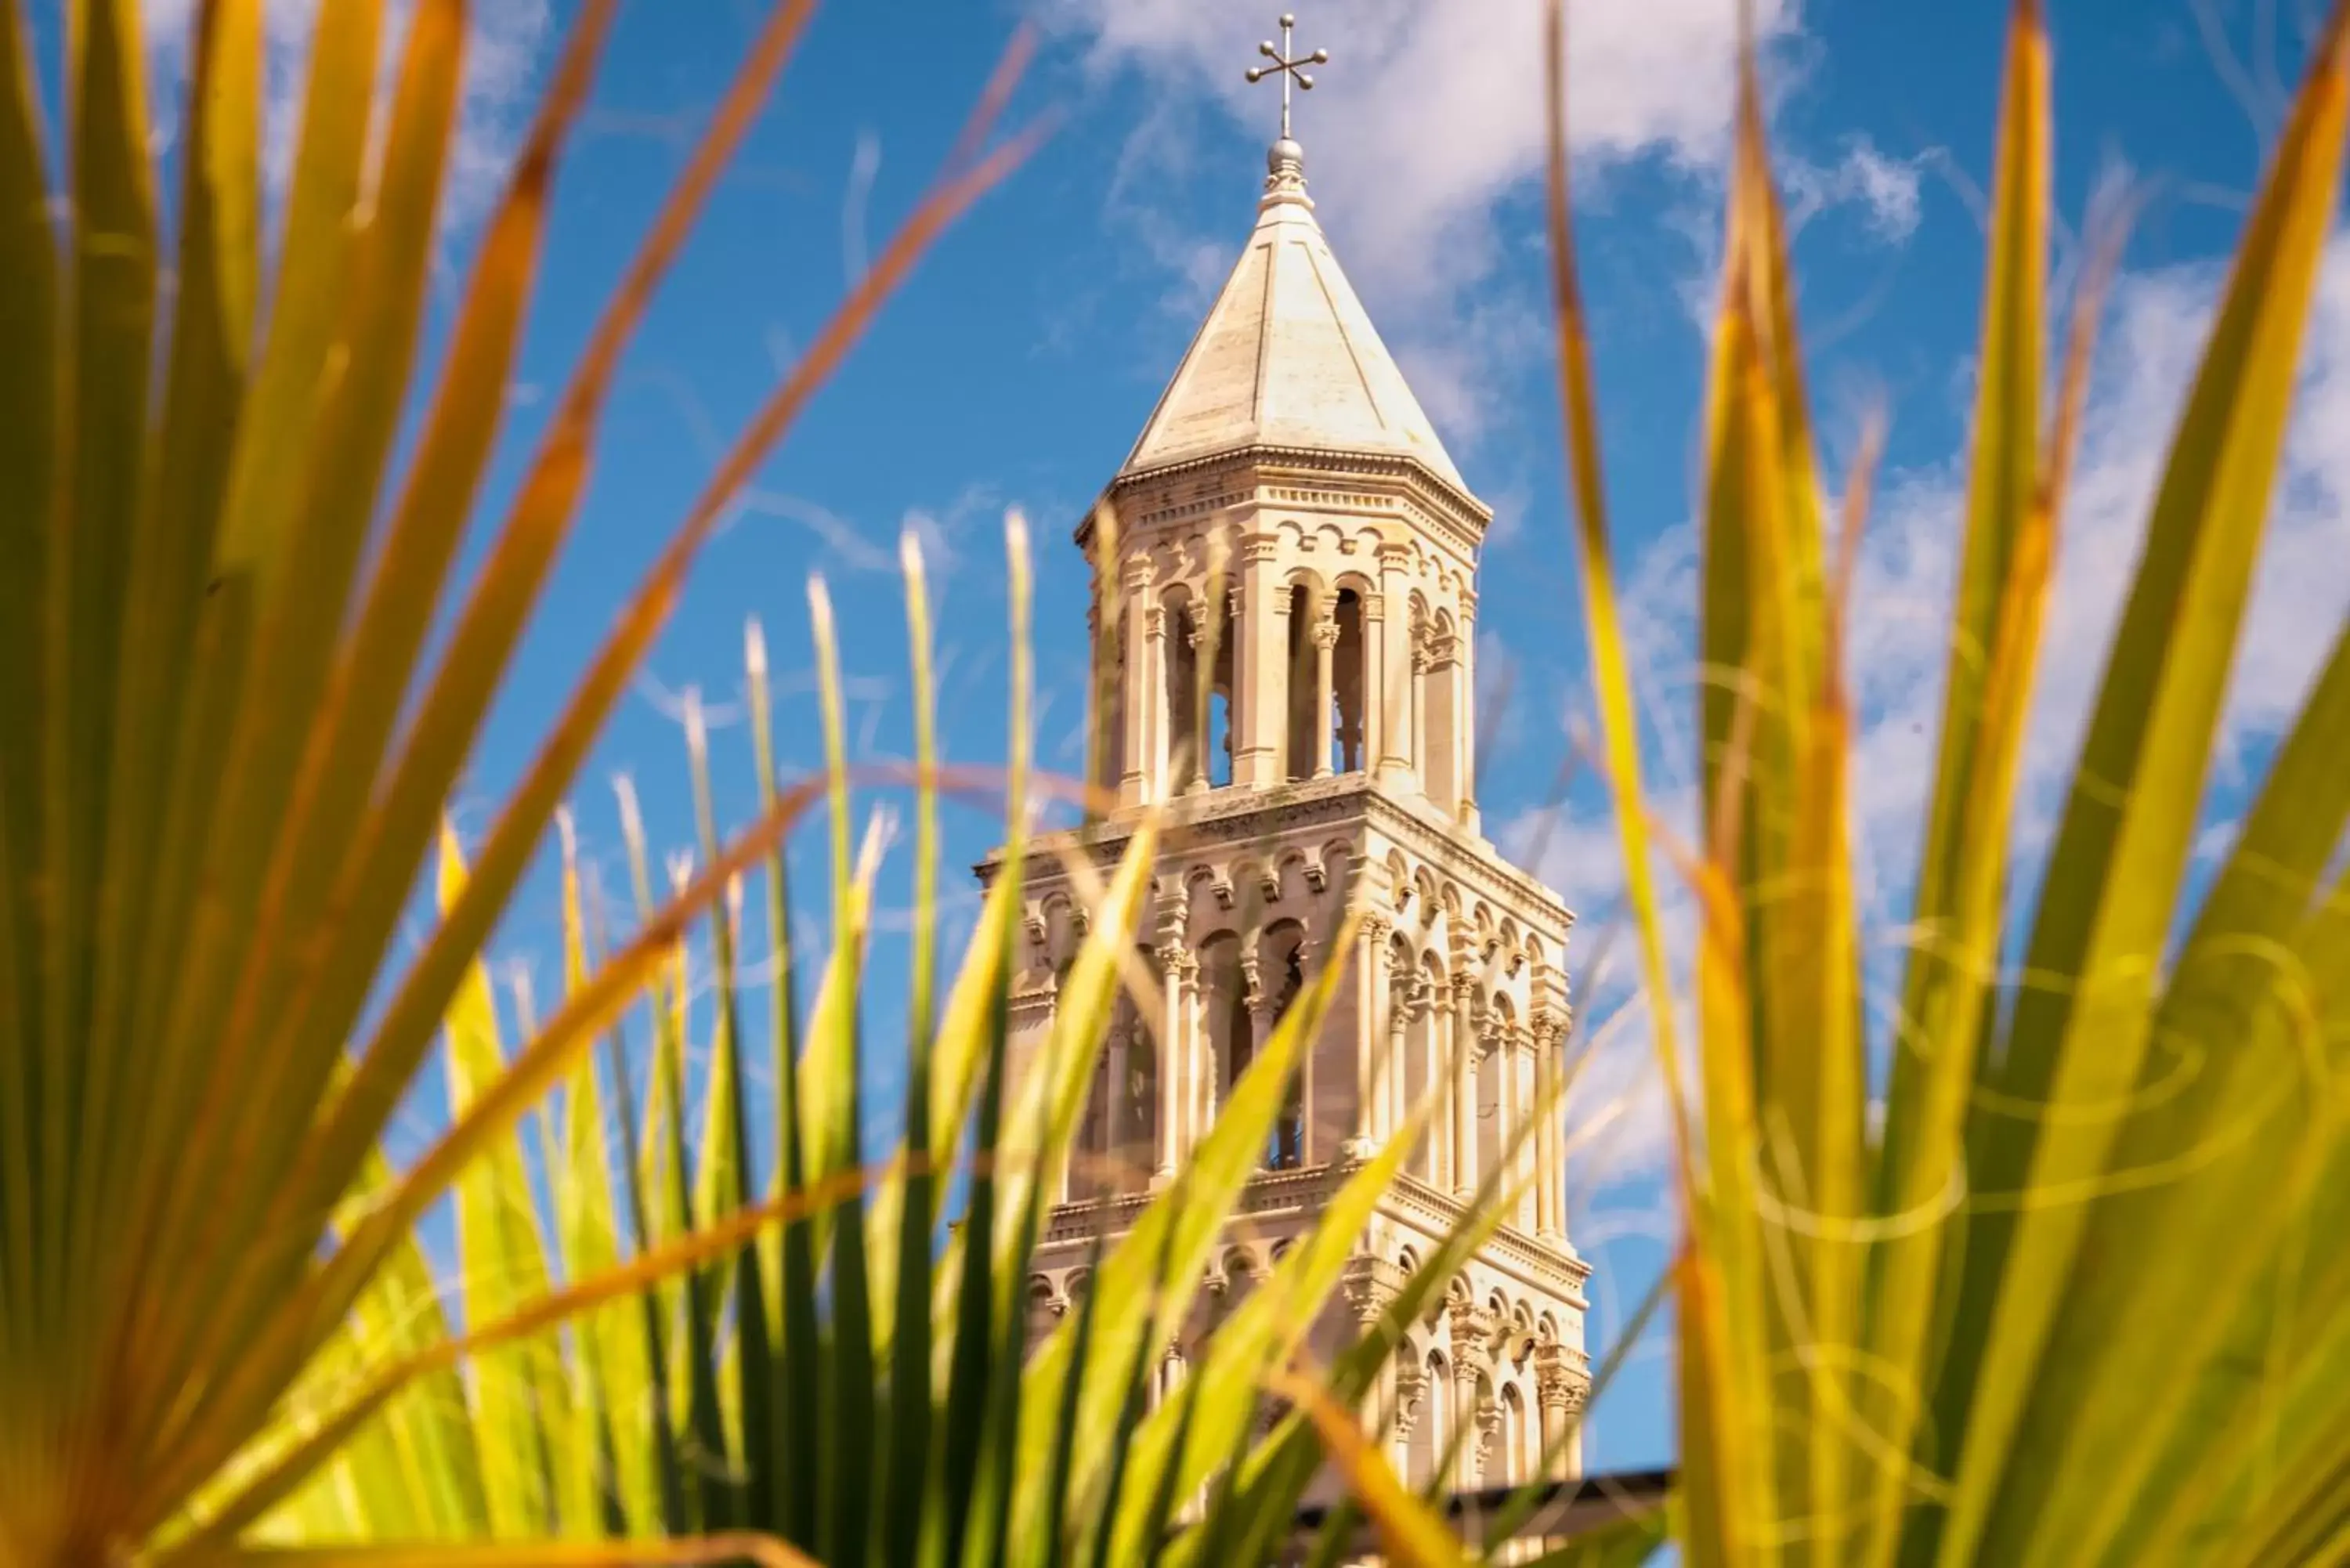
[1447,1302,1493,1371]
[1533,1342,1586,1412]
[1393,1361,1429,1431]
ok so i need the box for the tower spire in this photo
[1244,11,1329,193]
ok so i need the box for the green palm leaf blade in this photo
[0,0,1042,1555]
[552,812,656,1536]
[1984,611,2350,1567]
[2114,868,2350,1565]
[52,0,161,1382]
[744,614,820,1548]
[150,2,476,1431]
[1010,910,1355,1563]
[1861,11,2054,1563]
[1081,1079,1430,1568]
[435,827,567,1537]
[880,536,943,1568]
[262,1153,492,1542]
[1921,8,2350,1563]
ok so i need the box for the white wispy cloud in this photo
[141,0,553,243]
[1511,225,2350,1204]
[1036,0,1925,450]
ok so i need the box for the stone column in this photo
[1121,558,1156,807]
[1376,543,1416,787]
[1516,1028,1540,1231]
[1535,1012,1566,1237]
[1418,979,1443,1182]
[1103,1017,1128,1198]
[1447,1301,1491,1490]
[1184,607,1212,795]
[1410,637,1430,796]
[1177,952,1205,1159]
[1382,982,1419,1151]
[1295,934,1318,1165]
[1392,1357,1429,1482]
[1236,535,1284,787]
[1347,913,1394,1158]
[1476,1392,1505,1487]
[1311,613,1338,779]
[1452,978,1480,1199]
[1455,595,1480,830]
[1152,885,1189,1185]
[1137,598,1168,804]
[1535,1344,1589,1479]
[1342,1263,1400,1462]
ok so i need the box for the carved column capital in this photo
[1447,1302,1492,1368]
[1393,1362,1429,1433]
[1535,1345,1589,1414]
[1239,952,1265,1013]
[1311,614,1340,650]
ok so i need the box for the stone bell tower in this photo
[979,20,1592,1493]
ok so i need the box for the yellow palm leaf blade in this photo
[1858,9,2051,1561]
[0,0,62,1455]
[136,0,478,1452]
[551,808,653,1535]
[1535,0,1693,1183]
[132,769,826,1526]
[1988,615,2350,1568]
[184,1164,891,1553]
[49,0,163,1434]
[434,826,562,1536]
[1928,5,2350,1564]
[1263,1367,1474,1568]
[178,1534,820,1568]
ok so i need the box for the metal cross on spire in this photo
[1244,13,1329,143]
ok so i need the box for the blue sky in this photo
[122,0,2350,1479]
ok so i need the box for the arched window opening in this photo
[1478,1001,1513,1196]
[1164,593,1200,790]
[1332,588,1366,774]
[1285,583,1318,782]
[1416,1352,1448,1488]
[1424,612,1460,807]
[1263,923,1307,1168]
[1408,954,1444,1184]
[1126,952,1160,1190]
[1223,970,1253,1092]
[1092,598,1126,793]
[1503,1384,1531,1485]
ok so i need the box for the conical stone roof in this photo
[1118,140,1468,496]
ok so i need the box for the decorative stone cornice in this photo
[1107,443,1493,548]
[1032,1162,1589,1297]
